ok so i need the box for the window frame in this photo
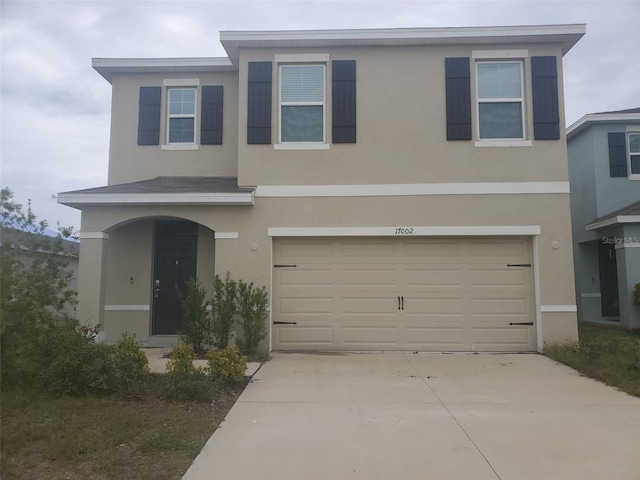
[166,87,197,146]
[628,131,640,179]
[475,59,527,144]
[276,59,328,150]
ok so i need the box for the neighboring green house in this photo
[567,108,640,329]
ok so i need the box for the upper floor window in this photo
[279,64,325,143]
[476,61,524,140]
[167,88,196,144]
[629,133,640,176]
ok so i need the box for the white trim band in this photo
[215,232,239,239]
[58,192,254,206]
[540,305,578,313]
[256,182,570,198]
[472,49,529,58]
[275,53,330,63]
[268,225,541,237]
[79,232,109,239]
[163,78,200,86]
[105,305,150,311]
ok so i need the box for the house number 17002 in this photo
[395,227,415,235]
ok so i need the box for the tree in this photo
[0,187,78,387]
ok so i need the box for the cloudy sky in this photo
[1,0,638,230]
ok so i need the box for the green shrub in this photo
[207,347,247,383]
[212,272,237,349]
[112,333,149,395]
[41,326,116,396]
[164,342,211,401]
[178,278,212,356]
[633,282,640,306]
[236,280,268,356]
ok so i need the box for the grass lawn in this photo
[1,375,248,480]
[545,322,640,397]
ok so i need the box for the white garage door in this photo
[272,237,536,352]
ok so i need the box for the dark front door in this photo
[152,221,198,335]
[598,240,619,317]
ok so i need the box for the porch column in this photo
[76,232,108,328]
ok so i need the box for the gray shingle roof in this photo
[61,176,254,195]
[595,107,640,115]
[591,200,640,224]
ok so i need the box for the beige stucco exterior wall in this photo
[236,44,567,187]
[107,72,239,185]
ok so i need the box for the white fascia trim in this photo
[92,57,235,82]
[256,182,569,198]
[275,53,330,63]
[57,192,254,206]
[585,215,640,231]
[105,305,150,311]
[222,24,584,43]
[163,78,200,86]
[79,232,109,239]
[567,113,640,138]
[540,305,578,313]
[214,232,239,239]
[472,49,528,58]
[268,225,541,237]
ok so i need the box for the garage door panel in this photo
[342,326,399,346]
[468,268,529,286]
[272,237,536,352]
[278,269,334,287]
[279,297,334,314]
[470,298,529,315]
[403,241,463,258]
[404,268,462,286]
[341,296,397,314]
[277,326,334,345]
[341,268,397,287]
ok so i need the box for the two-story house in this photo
[567,108,640,330]
[59,24,585,352]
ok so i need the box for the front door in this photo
[152,221,198,335]
[598,240,619,317]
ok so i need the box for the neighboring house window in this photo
[279,64,325,143]
[476,61,524,140]
[167,88,196,144]
[629,133,640,176]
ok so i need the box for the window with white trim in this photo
[629,133,640,176]
[476,61,524,140]
[279,64,325,143]
[167,88,196,144]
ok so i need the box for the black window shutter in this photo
[201,86,223,145]
[138,86,161,145]
[531,56,560,140]
[445,58,471,141]
[247,62,272,144]
[608,132,628,177]
[332,60,356,143]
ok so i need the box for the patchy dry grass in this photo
[545,322,640,397]
[1,374,248,480]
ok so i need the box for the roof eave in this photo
[567,113,640,139]
[92,57,235,83]
[585,215,640,231]
[220,24,586,65]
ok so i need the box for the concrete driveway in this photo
[183,353,640,480]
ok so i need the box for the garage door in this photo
[272,237,536,351]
